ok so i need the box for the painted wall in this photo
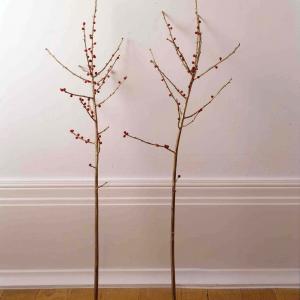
[0,0,299,287]
[0,0,299,180]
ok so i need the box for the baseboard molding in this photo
[0,179,299,288]
[1,268,299,288]
[0,178,300,206]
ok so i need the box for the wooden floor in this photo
[0,289,299,300]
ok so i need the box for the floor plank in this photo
[101,288,139,300]
[36,289,69,300]
[139,288,174,300]
[0,288,299,300]
[275,289,300,300]
[241,289,277,300]
[181,288,207,300]
[1,290,39,300]
[208,289,242,300]
[67,289,93,300]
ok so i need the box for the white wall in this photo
[0,0,299,180]
[0,0,300,287]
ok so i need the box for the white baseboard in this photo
[0,178,299,288]
[1,268,299,288]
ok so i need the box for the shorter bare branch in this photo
[123,131,175,154]
[99,126,109,136]
[184,78,232,127]
[196,43,240,80]
[46,48,88,82]
[98,181,108,188]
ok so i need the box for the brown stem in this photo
[90,2,99,300]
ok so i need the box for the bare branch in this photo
[184,78,232,127]
[98,181,108,188]
[46,48,88,81]
[196,43,240,79]
[123,131,175,154]
[99,126,110,135]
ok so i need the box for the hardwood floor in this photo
[0,288,299,300]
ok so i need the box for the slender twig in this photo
[183,78,232,127]
[149,50,182,119]
[162,11,190,73]
[124,131,175,154]
[99,126,110,135]
[69,129,95,144]
[60,89,91,100]
[46,48,89,81]
[150,49,185,98]
[196,43,240,80]
[98,181,108,188]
